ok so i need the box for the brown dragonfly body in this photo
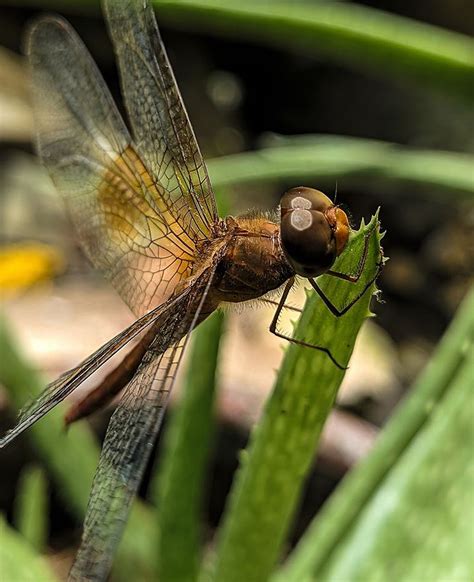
[1,1,379,580]
[65,213,300,424]
[210,216,293,303]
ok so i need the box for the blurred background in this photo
[0,1,473,579]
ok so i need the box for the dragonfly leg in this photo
[269,278,295,334]
[261,297,303,314]
[326,226,376,283]
[269,278,345,369]
[309,262,380,318]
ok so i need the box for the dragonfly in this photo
[1,1,380,580]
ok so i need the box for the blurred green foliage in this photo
[0,516,59,582]
[0,315,157,581]
[209,135,474,200]
[13,465,48,552]
[8,0,473,100]
[154,0,474,101]
[153,311,225,582]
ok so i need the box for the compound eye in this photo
[280,210,337,277]
[281,187,333,215]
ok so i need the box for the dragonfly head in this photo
[279,187,350,278]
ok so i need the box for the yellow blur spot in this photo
[0,243,64,297]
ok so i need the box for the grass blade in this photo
[0,515,59,582]
[153,0,474,101]
[319,353,473,581]
[7,1,473,99]
[13,465,48,552]
[153,311,225,582]
[208,135,474,199]
[278,286,474,581]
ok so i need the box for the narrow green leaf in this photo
[320,353,473,581]
[153,311,225,582]
[278,286,474,582]
[0,516,58,582]
[152,0,474,101]
[13,465,48,552]
[208,135,474,199]
[210,214,382,582]
[7,1,473,99]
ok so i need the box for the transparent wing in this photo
[103,0,218,240]
[27,17,199,316]
[0,289,192,449]
[68,268,216,581]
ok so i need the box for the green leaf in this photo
[153,311,225,582]
[0,515,58,582]
[8,1,473,99]
[278,286,474,582]
[210,214,382,582]
[208,135,474,199]
[152,0,474,101]
[13,465,48,552]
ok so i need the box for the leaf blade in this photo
[278,286,474,582]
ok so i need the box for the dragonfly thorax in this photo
[211,215,293,304]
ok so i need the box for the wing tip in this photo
[24,14,76,59]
